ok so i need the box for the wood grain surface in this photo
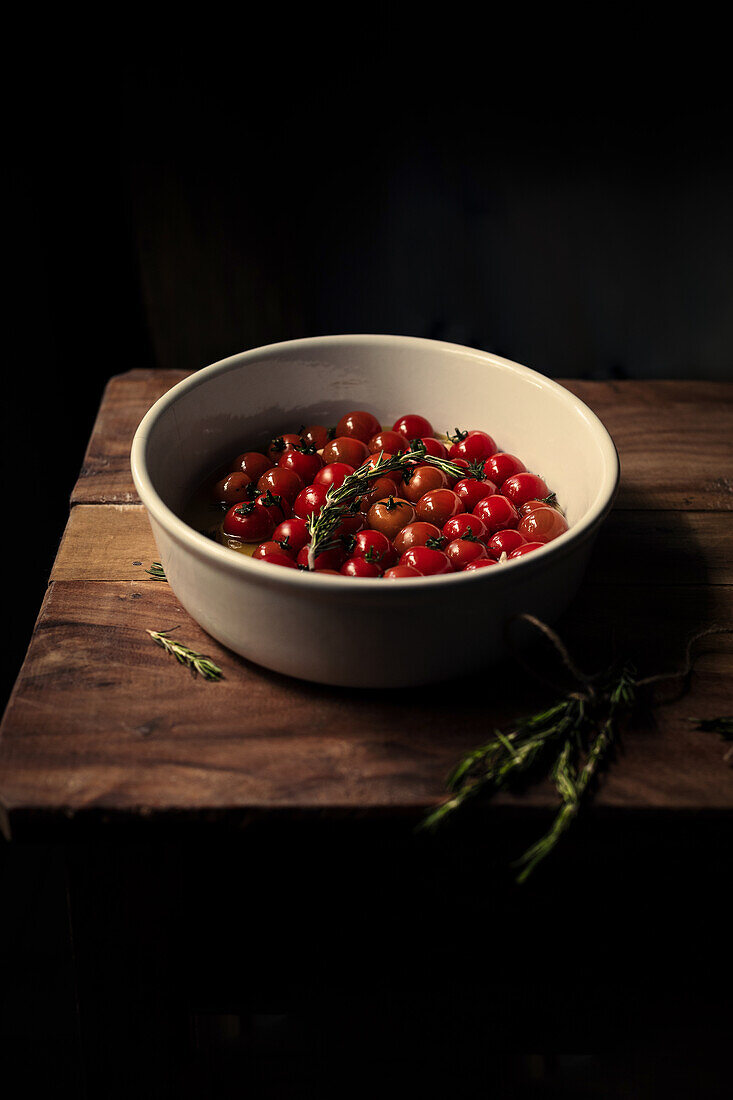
[2,371,732,834]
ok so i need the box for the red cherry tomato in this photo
[321,436,370,468]
[255,490,291,526]
[472,494,519,534]
[272,517,311,556]
[442,514,489,543]
[393,521,443,555]
[448,430,497,463]
[368,430,410,454]
[266,433,302,463]
[234,452,274,481]
[313,462,355,491]
[399,546,452,575]
[222,500,275,542]
[334,509,368,537]
[293,483,330,520]
[367,496,416,539]
[415,488,464,526]
[279,446,324,483]
[463,558,498,571]
[213,471,254,504]
[445,538,488,570]
[363,452,401,482]
[400,465,448,503]
[453,476,497,512]
[252,542,298,567]
[518,498,559,518]
[393,414,433,439]
[487,528,526,559]
[508,542,545,559]
[301,424,332,449]
[485,452,527,486]
[350,529,397,567]
[383,564,424,578]
[358,475,403,514]
[335,410,382,443]
[297,544,347,571]
[518,506,569,544]
[502,472,551,507]
[417,437,447,459]
[340,556,383,577]
[257,466,304,504]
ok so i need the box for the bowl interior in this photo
[141,336,616,534]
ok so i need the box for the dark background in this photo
[3,25,733,1095]
[5,33,733,703]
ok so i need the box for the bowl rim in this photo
[130,334,620,590]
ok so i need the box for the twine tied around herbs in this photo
[421,615,733,883]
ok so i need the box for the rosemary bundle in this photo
[422,620,732,882]
[306,442,467,569]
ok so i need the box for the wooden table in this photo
[0,373,732,835]
[2,373,732,1096]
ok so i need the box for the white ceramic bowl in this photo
[131,335,619,687]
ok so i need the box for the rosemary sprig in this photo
[306,443,466,569]
[147,628,223,681]
[145,561,167,580]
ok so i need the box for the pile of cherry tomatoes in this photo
[210,410,568,577]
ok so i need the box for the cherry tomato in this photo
[333,508,367,537]
[393,521,443,555]
[335,410,381,443]
[314,569,341,575]
[364,452,401,482]
[518,506,569,544]
[213,471,254,504]
[463,558,498,571]
[415,488,464,526]
[222,500,275,542]
[293,483,330,520]
[442,514,489,543]
[234,452,274,481]
[473,494,519,534]
[508,542,545,559]
[518,498,559,518]
[350,529,397,567]
[383,564,424,578]
[453,476,497,512]
[272,517,311,556]
[502,472,550,507]
[367,496,416,539]
[257,466,304,504]
[448,430,497,463]
[314,462,355,491]
[445,538,488,570]
[399,546,452,575]
[359,475,403,514]
[301,424,332,449]
[297,544,347,571]
[487,528,526,559]
[252,542,298,567]
[485,452,527,486]
[444,457,470,487]
[322,436,370,468]
[267,433,302,463]
[393,414,433,439]
[368,430,410,454]
[400,464,448,503]
[255,490,292,526]
[416,437,447,459]
[279,446,324,483]
[340,556,383,578]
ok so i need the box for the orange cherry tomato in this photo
[367,496,416,539]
